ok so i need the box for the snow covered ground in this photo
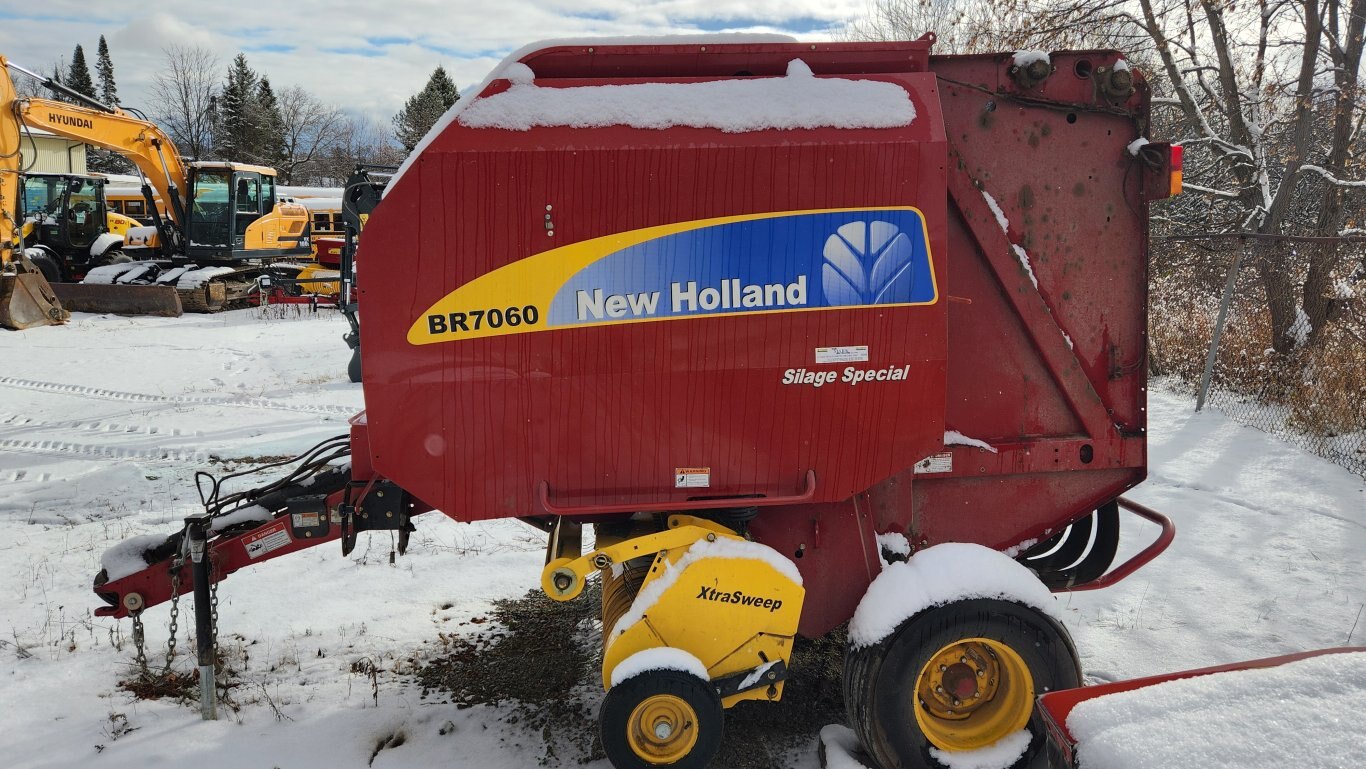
[0,309,1361,769]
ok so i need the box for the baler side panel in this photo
[882,52,1150,550]
[361,71,952,524]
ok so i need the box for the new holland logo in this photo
[821,220,918,305]
[696,585,784,612]
[407,208,937,345]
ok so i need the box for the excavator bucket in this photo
[50,283,183,317]
[0,262,69,329]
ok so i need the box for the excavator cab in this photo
[186,163,308,260]
[233,173,263,245]
[20,175,107,279]
[186,167,232,253]
[17,173,139,283]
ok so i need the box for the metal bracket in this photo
[542,520,739,601]
[713,659,788,700]
[340,481,414,556]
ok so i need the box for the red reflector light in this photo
[1169,144,1183,196]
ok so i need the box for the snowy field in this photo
[0,309,1362,769]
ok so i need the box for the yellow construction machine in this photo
[1,54,315,320]
[1,57,68,328]
[19,172,143,280]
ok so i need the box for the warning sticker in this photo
[243,520,291,559]
[675,467,711,488]
[815,345,869,364]
[913,452,953,474]
[292,512,322,528]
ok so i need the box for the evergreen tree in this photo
[45,65,64,100]
[255,77,287,168]
[392,66,460,153]
[215,54,261,161]
[87,36,133,172]
[426,66,459,107]
[65,44,96,101]
[95,36,118,105]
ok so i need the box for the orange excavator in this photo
[1,54,315,324]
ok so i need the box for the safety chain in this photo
[131,611,148,674]
[209,550,220,661]
[164,559,182,672]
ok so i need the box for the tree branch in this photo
[1298,164,1366,187]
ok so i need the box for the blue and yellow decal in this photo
[409,207,937,345]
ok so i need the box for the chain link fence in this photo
[1149,236,1366,476]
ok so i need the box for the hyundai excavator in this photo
[1,54,317,321]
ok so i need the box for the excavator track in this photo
[177,281,226,313]
[177,278,257,313]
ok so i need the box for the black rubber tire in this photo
[27,251,63,284]
[600,669,723,769]
[347,347,362,383]
[98,250,133,266]
[844,598,1081,769]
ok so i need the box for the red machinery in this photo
[94,38,1182,769]
[1036,647,1366,768]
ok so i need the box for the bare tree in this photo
[842,0,1140,53]
[11,66,51,100]
[871,0,1366,351]
[275,86,344,184]
[843,0,1034,51]
[1301,0,1366,343]
[150,44,219,160]
[1130,0,1365,351]
[312,115,403,185]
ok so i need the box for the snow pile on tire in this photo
[609,647,709,687]
[848,542,1062,649]
[819,724,874,769]
[929,729,1031,769]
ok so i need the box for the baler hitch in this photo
[94,435,354,618]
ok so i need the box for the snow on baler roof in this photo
[387,34,926,193]
[457,59,916,133]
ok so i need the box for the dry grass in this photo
[1149,253,1365,472]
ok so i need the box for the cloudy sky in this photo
[0,1,872,132]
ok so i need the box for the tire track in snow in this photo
[4,469,53,483]
[0,412,199,439]
[0,438,209,463]
[0,376,356,417]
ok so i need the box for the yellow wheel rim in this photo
[913,637,1034,752]
[627,694,699,765]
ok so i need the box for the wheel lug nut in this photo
[939,665,947,672]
